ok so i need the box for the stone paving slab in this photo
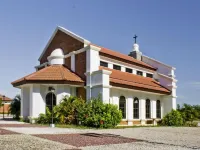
[34,133,138,147]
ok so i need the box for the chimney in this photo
[129,43,142,61]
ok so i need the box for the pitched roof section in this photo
[99,66,171,95]
[38,26,91,61]
[0,95,12,101]
[92,44,156,71]
[12,65,85,87]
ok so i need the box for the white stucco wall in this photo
[110,88,166,124]
[21,86,30,118]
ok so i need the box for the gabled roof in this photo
[0,95,12,101]
[12,65,85,87]
[100,66,171,95]
[38,26,91,61]
[92,44,156,71]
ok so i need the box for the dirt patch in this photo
[34,133,138,147]
[0,128,19,135]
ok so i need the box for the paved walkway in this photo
[0,119,199,150]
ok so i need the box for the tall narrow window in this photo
[46,92,56,112]
[113,64,121,71]
[100,61,108,67]
[146,99,151,118]
[133,97,139,119]
[156,100,161,118]
[119,96,126,119]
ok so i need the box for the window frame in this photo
[146,99,151,119]
[156,100,161,118]
[126,68,133,73]
[133,97,139,119]
[113,64,121,71]
[137,71,143,76]
[146,73,153,78]
[119,96,126,119]
[100,61,108,67]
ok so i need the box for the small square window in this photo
[113,64,121,70]
[126,68,132,73]
[137,71,143,76]
[146,73,153,78]
[100,61,108,67]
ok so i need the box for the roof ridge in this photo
[92,43,156,70]
[59,65,66,80]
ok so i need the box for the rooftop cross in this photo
[133,34,138,44]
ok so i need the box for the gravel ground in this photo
[0,134,78,150]
[34,133,137,147]
[82,142,193,150]
[91,127,200,149]
[2,126,200,149]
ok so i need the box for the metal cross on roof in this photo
[133,34,138,43]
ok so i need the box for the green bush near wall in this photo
[36,96,122,128]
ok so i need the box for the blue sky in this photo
[0,0,199,104]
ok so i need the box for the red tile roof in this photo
[99,66,171,95]
[0,95,12,101]
[91,44,156,71]
[12,65,85,87]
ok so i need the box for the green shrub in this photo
[78,98,122,128]
[162,109,184,126]
[8,95,21,119]
[54,96,85,124]
[184,121,198,127]
[36,107,56,124]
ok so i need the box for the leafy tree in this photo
[8,95,21,119]
[178,103,199,123]
[162,109,184,126]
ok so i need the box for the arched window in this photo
[119,96,126,119]
[46,92,56,112]
[133,97,139,119]
[156,100,161,118]
[146,99,151,118]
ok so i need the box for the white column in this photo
[108,63,113,69]
[151,100,156,118]
[85,45,101,100]
[22,86,30,118]
[56,85,70,104]
[121,66,125,72]
[71,52,75,72]
[127,97,133,125]
[30,85,45,118]
[140,99,146,125]
[20,88,23,117]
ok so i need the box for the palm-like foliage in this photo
[8,95,21,119]
[53,96,85,124]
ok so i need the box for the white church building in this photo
[12,26,177,125]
